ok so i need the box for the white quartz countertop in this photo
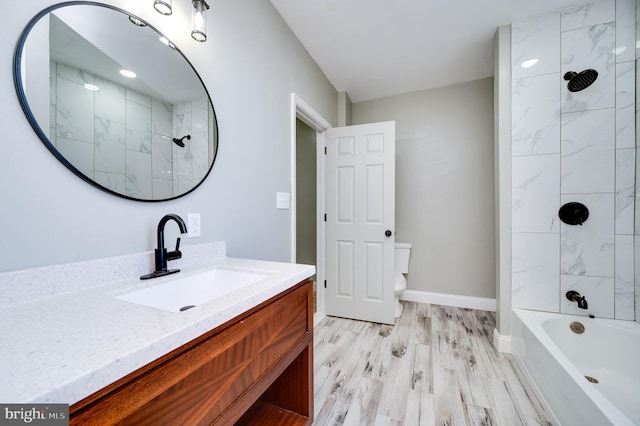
[0,252,314,404]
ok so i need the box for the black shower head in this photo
[172,134,191,148]
[563,69,598,92]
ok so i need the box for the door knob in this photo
[385,230,392,237]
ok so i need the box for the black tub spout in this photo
[566,290,588,309]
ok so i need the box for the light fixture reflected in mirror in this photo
[613,46,627,55]
[119,69,137,78]
[159,36,177,50]
[128,16,148,27]
[191,0,210,42]
[154,0,172,15]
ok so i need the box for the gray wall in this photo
[352,78,496,298]
[1,0,337,272]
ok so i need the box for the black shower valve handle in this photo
[559,202,589,226]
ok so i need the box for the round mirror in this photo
[14,2,218,201]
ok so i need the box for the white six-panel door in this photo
[326,121,395,324]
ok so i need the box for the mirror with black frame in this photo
[14,2,218,201]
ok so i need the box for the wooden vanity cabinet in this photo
[70,279,314,425]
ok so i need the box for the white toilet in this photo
[394,242,412,318]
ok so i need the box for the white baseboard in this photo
[493,327,513,353]
[400,289,496,312]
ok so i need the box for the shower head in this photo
[172,134,191,148]
[563,69,598,92]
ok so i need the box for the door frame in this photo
[289,93,331,325]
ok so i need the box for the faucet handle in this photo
[166,237,182,262]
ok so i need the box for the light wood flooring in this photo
[313,302,552,425]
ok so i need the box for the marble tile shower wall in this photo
[49,61,208,199]
[172,98,211,197]
[511,0,636,320]
[635,0,640,324]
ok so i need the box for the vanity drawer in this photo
[70,280,312,425]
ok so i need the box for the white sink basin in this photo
[115,267,270,312]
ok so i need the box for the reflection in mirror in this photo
[14,2,218,201]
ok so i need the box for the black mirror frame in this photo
[13,1,219,202]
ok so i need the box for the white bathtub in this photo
[510,308,640,426]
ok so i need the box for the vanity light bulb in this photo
[194,11,204,28]
[154,0,172,15]
[191,0,209,42]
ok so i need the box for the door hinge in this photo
[324,280,327,288]
[324,146,327,155]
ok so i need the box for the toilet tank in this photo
[394,242,412,274]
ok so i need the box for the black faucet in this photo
[566,290,588,309]
[141,214,188,280]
